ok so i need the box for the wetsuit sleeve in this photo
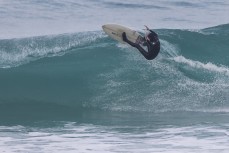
[149,30,154,33]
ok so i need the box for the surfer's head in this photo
[147,32,159,43]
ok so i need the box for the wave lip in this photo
[0,31,105,68]
[173,56,229,76]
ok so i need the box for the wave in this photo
[0,31,105,68]
[173,56,229,76]
[0,24,229,115]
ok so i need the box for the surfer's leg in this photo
[136,46,151,60]
[122,32,160,60]
[136,41,160,60]
[122,32,138,48]
[122,32,151,59]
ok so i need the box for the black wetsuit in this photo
[122,30,160,60]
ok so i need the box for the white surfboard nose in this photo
[102,25,106,30]
[102,25,109,34]
[102,24,114,30]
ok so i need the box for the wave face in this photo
[0,24,229,117]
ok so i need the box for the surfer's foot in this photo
[122,32,127,41]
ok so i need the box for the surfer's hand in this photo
[144,25,150,30]
[122,32,127,41]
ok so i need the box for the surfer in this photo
[122,25,160,60]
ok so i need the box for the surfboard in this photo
[102,24,143,44]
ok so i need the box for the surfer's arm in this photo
[144,25,154,33]
[144,25,157,36]
[144,25,150,30]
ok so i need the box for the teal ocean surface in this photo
[0,0,229,152]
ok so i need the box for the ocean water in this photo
[1,0,229,152]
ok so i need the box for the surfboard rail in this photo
[102,24,142,44]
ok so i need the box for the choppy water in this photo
[0,0,229,152]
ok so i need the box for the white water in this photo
[173,56,229,76]
[1,123,229,153]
